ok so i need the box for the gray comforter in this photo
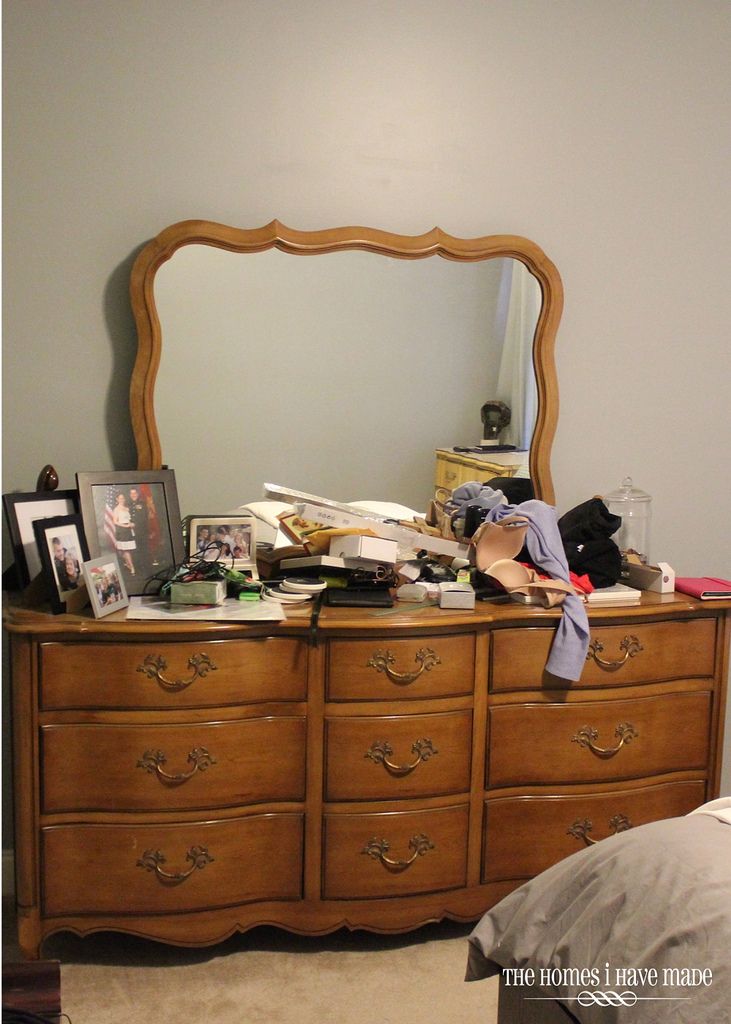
[466,810,731,1023]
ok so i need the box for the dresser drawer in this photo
[487,691,711,788]
[327,635,474,701]
[41,716,306,813]
[483,780,706,882]
[491,617,716,691]
[435,452,518,491]
[41,813,304,916]
[324,711,471,801]
[39,638,308,709]
[322,805,468,899]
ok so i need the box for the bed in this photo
[466,798,731,1023]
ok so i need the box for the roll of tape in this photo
[262,585,312,604]
[281,577,328,594]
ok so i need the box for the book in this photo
[675,577,731,600]
[585,582,641,605]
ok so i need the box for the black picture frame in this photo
[76,469,184,596]
[2,489,79,588]
[32,513,90,614]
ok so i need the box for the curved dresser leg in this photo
[17,906,43,961]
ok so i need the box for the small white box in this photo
[328,535,398,564]
[623,561,675,594]
[438,582,475,609]
[169,579,227,605]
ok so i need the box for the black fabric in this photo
[563,537,622,588]
[485,476,534,504]
[557,497,621,542]
[558,498,623,588]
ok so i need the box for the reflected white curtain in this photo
[495,260,539,450]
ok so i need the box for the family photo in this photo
[187,515,258,575]
[49,530,83,595]
[82,478,174,592]
[77,470,184,597]
[195,522,252,561]
[81,555,129,618]
[31,512,90,613]
[89,559,124,607]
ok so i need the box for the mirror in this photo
[130,222,561,516]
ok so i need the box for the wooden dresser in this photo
[5,592,728,959]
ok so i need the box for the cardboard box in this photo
[169,580,227,605]
[438,582,475,609]
[328,535,398,564]
[623,561,675,594]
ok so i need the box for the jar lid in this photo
[605,476,652,504]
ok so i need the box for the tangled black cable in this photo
[141,542,245,597]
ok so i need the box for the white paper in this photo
[126,597,285,622]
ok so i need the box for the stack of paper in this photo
[586,583,641,605]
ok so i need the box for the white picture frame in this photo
[81,554,130,618]
[186,515,258,578]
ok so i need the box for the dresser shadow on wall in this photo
[103,248,147,472]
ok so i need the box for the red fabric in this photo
[518,561,594,594]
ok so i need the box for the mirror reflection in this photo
[151,246,541,517]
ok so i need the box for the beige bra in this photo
[472,516,575,608]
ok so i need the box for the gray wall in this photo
[4,0,731,849]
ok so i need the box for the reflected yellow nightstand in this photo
[434,447,527,492]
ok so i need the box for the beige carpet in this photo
[2,900,498,1024]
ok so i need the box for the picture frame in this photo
[32,514,90,614]
[3,489,79,588]
[76,470,185,596]
[186,515,258,577]
[81,554,130,618]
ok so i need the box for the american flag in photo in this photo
[104,485,117,549]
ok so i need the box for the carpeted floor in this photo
[2,900,498,1024]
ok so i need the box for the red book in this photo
[675,577,731,600]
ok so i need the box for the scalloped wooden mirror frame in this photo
[129,221,562,505]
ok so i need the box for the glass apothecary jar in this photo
[605,476,652,564]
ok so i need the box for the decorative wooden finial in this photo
[36,465,59,492]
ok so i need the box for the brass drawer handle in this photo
[567,814,632,847]
[586,635,643,672]
[136,845,214,884]
[365,738,438,776]
[572,722,638,759]
[137,747,217,784]
[361,833,435,872]
[366,648,441,685]
[136,653,218,692]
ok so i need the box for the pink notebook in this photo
[675,577,731,600]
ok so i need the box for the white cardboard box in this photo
[623,560,675,594]
[328,535,398,564]
[438,582,476,609]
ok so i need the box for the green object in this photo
[320,575,345,589]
